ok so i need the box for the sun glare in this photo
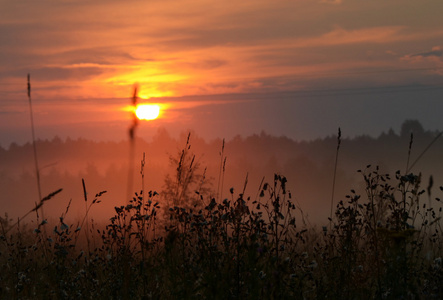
[135,104,160,120]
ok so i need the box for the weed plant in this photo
[1,145,442,299]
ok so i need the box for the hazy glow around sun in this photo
[135,104,160,120]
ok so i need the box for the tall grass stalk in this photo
[216,138,226,201]
[405,132,413,173]
[329,127,341,227]
[406,131,442,173]
[127,85,138,203]
[140,152,146,202]
[3,189,63,234]
[27,74,44,221]
[82,178,91,254]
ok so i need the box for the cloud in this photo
[1,0,443,102]
[320,0,343,4]
[399,46,443,77]
[294,26,406,47]
[181,59,228,70]
[401,46,443,64]
[411,46,443,58]
[0,65,108,82]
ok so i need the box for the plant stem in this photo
[330,127,341,228]
[27,74,44,221]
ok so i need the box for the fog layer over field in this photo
[1,120,442,225]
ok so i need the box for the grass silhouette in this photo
[1,140,442,299]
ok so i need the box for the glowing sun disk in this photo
[135,104,160,120]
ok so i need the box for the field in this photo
[1,136,443,300]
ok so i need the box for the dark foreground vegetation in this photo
[1,158,442,299]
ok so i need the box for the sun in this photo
[135,104,160,120]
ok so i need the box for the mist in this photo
[1,119,442,226]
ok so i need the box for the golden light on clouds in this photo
[1,0,443,146]
[102,60,189,99]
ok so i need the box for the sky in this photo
[1,0,443,147]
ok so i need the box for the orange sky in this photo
[1,0,443,146]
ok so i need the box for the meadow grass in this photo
[1,144,442,299]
